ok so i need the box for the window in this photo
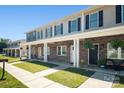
[116,5,124,24]
[107,43,124,59]
[47,47,50,55]
[57,46,67,56]
[68,18,81,33]
[54,24,63,36]
[46,27,52,38]
[85,10,103,29]
[37,31,41,40]
[89,13,98,28]
[36,31,43,40]
[71,20,78,32]
[57,46,61,56]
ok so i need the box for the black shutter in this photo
[78,18,81,31]
[50,27,52,37]
[85,15,89,29]
[99,10,103,27]
[61,24,63,34]
[68,21,71,33]
[116,5,122,24]
[54,26,56,36]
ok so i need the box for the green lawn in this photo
[0,54,20,63]
[0,67,27,88]
[45,67,94,88]
[14,61,58,73]
[112,75,124,88]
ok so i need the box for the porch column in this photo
[73,39,77,67]
[76,39,80,68]
[73,39,80,68]
[28,45,31,59]
[43,43,47,62]
[81,13,85,32]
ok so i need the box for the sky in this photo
[0,5,89,41]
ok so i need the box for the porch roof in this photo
[3,47,20,50]
[24,25,124,45]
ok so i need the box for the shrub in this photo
[97,58,106,66]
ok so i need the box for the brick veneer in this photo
[29,34,124,66]
[48,40,73,63]
[80,34,124,65]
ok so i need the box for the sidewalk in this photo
[0,62,117,88]
[79,72,115,88]
[0,63,68,88]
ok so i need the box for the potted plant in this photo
[97,58,106,68]
[83,40,94,49]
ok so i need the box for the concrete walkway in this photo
[34,65,69,77]
[0,63,68,88]
[0,62,117,88]
[79,72,115,88]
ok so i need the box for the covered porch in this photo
[24,25,124,68]
[3,48,20,57]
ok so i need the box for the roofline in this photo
[25,5,105,34]
[9,39,26,43]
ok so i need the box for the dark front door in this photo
[89,45,99,65]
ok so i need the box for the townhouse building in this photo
[5,5,124,68]
[3,39,26,57]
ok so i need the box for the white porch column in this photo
[43,43,48,62]
[81,13,85,32]
[73,39,77,67]
[28,45,31,59]
[73,39,80,68]
[76,39,80,68]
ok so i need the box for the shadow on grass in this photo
[24,60,58,68]
[63,67,95,77]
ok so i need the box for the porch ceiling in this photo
[24,25,124,45]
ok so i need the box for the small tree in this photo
[83,40,94,49]
[0,38,11,53]
[110,39,124,50]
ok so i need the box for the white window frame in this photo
[57,46,67,56]
[55,24,62,36]
[46,27,52,38]
[107,43,124,59]
[89,11,99,29]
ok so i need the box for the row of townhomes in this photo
[3,39,26,57]
[3,5,124,68]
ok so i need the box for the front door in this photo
[89,44,99,65]
[70,45,74,63]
